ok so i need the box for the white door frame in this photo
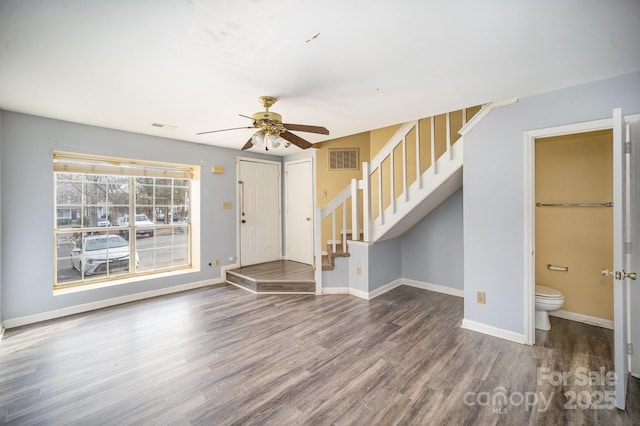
[236,157,282,266]
[284,158,315,265]
[523,118,613,345]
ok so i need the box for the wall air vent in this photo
[329,148,359,171]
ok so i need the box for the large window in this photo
[54,152,199,288]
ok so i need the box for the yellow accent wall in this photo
[316,132,370,245]
[535,129,613,320]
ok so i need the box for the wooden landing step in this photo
[226,260,315,293]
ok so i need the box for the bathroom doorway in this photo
[534,129,614,327]
[524,111,639,409]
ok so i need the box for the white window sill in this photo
[53,267,201,296]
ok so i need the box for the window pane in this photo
[56,175,83,229]
[56,230,133,284]
[136,184,154,206]
[173,227,190,267]
[53,153,195,288]
[56,233,78,284]
[155,185,172,207]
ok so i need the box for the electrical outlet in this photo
[356,267,362,276]
[477,291,486,304]
[214,259,220,266]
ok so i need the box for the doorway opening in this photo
[534,129,614,330]
[524,117,613,346]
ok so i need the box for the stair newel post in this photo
[361,162,371,242]
[314,207,322,293]
[342,199,347,252]
[351,178,359,242]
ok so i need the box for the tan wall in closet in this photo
[535,129,613,321]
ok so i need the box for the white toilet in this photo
[535,285,564,331]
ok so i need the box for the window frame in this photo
[53,151,200,290]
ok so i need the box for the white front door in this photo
[285,159,313,264]
[238,160,281,266]
[612,108,639,409]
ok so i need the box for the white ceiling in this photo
[1,0,640,154]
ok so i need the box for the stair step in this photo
[225,261,315,293]
[322,254,333,271]
[327,244,350,257]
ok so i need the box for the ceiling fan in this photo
[197,96,329,151]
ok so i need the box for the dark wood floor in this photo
[0,284,638,425]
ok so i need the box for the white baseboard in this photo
[402,278,464,298]
[322,287,349,295]
[460,318,526,344]
[221,263,240,281]
[330,279,461,301]
[549,310,613,329]
[3,278,223,329]
[349,287,370,300]
[368,279,404,299]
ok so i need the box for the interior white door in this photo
[627,116,640,379]
[612,108,636,409]
[286,160,313,264]
[239,160,281,266]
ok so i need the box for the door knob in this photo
[622,270,637,280]
[241,219,246,224]
[602,268,614,277]
[306,217,311,221]
[602,268,637,280]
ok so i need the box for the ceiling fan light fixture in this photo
[266,132,282,148]
[251,130,265,146]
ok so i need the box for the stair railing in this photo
[319,185,353,253]
[318,106,484,256]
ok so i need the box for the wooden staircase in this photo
[315,103,492,289]
[322,242,350,271]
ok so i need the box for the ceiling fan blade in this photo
[241,138,254,151]
[279,131,314,149]
[283,123,329,135]
[196,126,254,136]
[238,114,254,120]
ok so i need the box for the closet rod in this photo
[536,202,613,208]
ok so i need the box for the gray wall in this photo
[0,112,277,320]
[464,71,640,334]
[369,237,401,291]
[400,188,463,289]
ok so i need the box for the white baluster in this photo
[351,178,359,241]
[362,162,371,242]
[390,150,395,214]
[416,121,422,189]
[331,210,336,253]
[446,112,452,160]
[402,134,408,202]
[430,116,437,175]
